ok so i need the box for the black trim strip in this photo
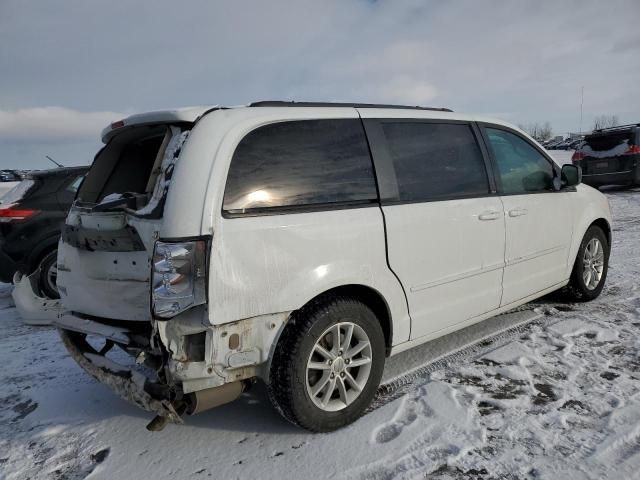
[222,199,379,218]
[249,101,452,112]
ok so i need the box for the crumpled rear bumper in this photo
[59,328,183,425]
[12,270,61,326]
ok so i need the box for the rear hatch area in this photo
[57,124,190,322]
[575,126,639,175]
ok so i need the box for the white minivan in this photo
[53,101,611,431]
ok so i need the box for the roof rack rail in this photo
[592,123,640,133]
[249,101,453,112]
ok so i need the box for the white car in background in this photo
[26,101,611,432]
[0,170,23,201]
[0,182,19,201]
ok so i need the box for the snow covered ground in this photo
[2,185,639,480]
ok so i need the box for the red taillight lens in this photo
[624,145,640,155]
[0,205,40,222]
[572,151,585,162]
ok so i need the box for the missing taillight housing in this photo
[152,239,208,319]
[0,205,39,223]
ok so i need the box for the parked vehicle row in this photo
[572,124,640,189]
[0,169,27,199]
[544,138,584,150]
[8,101,612,433]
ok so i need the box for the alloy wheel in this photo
[305,322,373,412]
[582,238,604,290]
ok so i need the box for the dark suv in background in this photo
[572,124,640,188]
[0,166,88,297]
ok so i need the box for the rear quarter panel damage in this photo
[164,109,410,345]
[155,307,290,392]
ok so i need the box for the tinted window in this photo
[485,128,554,194]
[67,175,85,193]
[381,122,489,201]
[223,119,377,213]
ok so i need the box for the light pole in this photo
[579,86,584,134]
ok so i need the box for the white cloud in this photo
[0,107,127,141]
[0,0,639,168]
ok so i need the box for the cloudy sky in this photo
[1,0,639,170]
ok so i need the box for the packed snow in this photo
[1,185,639,480]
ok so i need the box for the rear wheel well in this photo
[27,241,58,274]
[294,285,393,356]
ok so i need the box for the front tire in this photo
[268,296,385,432]
[565,225,609,301]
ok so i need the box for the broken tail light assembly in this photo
[152,239,208,318]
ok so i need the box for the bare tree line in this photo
[518,114,620,139]
[592,114,619,130]
[517,121,554,140]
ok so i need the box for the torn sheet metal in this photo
[135,129,189,218]
[53,314,134,345]
[59,329,183,424]
[61,223,146,252]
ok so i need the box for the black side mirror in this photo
[561,164,581,188]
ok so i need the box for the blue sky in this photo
[1,0,639,170]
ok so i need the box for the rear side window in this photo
[223,119,377,214]
[0,179,36,204]
[381,122,489,201]
[67,175,85,193]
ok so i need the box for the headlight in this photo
[152,239,207,318]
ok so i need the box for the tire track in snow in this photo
[368,304,569,412]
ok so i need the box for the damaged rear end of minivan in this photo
[54,108,245,430]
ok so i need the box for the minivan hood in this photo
[101,105,216,143]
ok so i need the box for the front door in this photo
[481,126,573,306]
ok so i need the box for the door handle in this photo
[478,211,501,221]
[508,208,528,217]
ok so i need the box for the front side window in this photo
[381,122,489,201]
[223,119,377,213]
[485,127,555,194]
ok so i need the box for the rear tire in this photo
[268,296,385,432]
[37,250,59,299]
[565,226,609,302]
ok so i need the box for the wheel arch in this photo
[26,234,60,273]
[590,218,611,247]
[289,284,394,356]
[566,209,612,281]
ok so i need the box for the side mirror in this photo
[561,164,581,188]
